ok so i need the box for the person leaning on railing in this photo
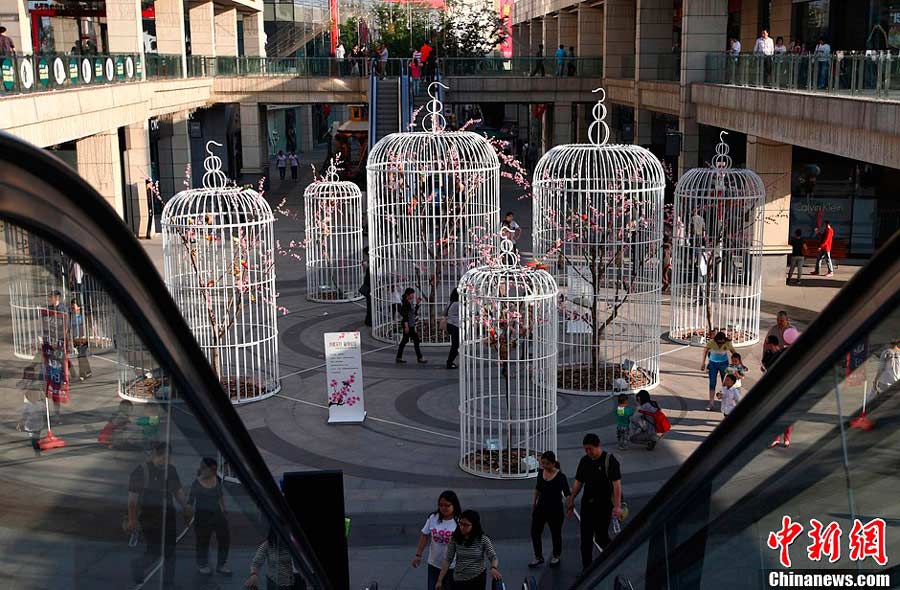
[0,26,17,56]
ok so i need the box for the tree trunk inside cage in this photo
[669,132,765,348]
[459,239,559,479]
[115,311,175,403]
[304,161,364,303]
[532,89,665,396]
[367,82,500,345]
[161,142,281,404]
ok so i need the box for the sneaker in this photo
[197,566,212,575]
[528,558,544,568]
[396,358,406,364]
[417,358,428,364]
[647,440,657,451]
[549,557,561,568]
[810,271,820,276]
[216,565,233,576]
[446,363,458,369]
[824,273,834,277]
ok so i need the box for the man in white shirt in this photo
[815,37,831,88]
[729,37,741,56]
[753,29,774,55]
[335,40,346,76]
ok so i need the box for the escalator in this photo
[0,132,333,589]
[571,230,900,589]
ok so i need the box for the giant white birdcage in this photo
[161,141,280,404]
[115,310,174,403]
[458,239,558,479]
[304,160,364,302]
[532,89,665,396]
[670,132,765,347]
[367,82,500,345]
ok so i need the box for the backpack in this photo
[639,407,671,434]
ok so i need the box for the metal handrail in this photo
[0,130,333,590]
[572,227,900,588]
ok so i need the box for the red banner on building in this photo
[499,0,513,58]
[330,0,339,56]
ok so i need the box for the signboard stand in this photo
[324,332,366,424]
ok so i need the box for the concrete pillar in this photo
[123,122,153,236]
[551,102,572,147]
[577,4,603,56]
[517,22,531,57]
[558,11,577,51]
[636,0,672,82]
[214,6,239,57]
[740,0,758,52]
[770,0,792,44]
[530,19,543,58]
[746,135,793,286]
[679,0,727,175]
[242,11,266,57]
[188,0,216,56]
[0,0,32,53]
[154,0,187,73]
[77,131,124,219]
[299,105,315,153]
[158,117,192,198]
[53,18,80,53]
[106,0,143,55]
[604,0,636,78]
[635,108,653,146]
[543,15,559,59]
[575,103,590,143]
[240,103,266,174]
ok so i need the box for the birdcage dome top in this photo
[367,130,499,171]
[305,163,362,198]
[161,142,274,228]
[534,143,666,188]
[459,240,558,300]
[675,132,765,200]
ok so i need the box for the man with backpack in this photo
[567,433,623,569]
[127,442,194,586]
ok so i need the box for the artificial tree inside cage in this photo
[161,141,280,403]
[367,82,500,345]
[304,160,364,303]
[669,132,765,348]
[532,89,665,396]
[458,239,559,479]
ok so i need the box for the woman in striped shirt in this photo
[435,510,502,590]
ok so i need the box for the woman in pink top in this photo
[410,58,423,96]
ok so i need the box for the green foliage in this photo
[372,2,436,57]
[339,16,360,48]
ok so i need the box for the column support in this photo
[747,135,793,286]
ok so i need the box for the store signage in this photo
[324,332,366,424]
[53,57,66,85]
[68,57,78,83]
[125,56,135,78]
[94,58,102,81]
[19,57,34,89]
[37,56,50,87]
[105,57,114,81]
[115,56,125,79]
[80,57,92,83]
[1,57,14,91]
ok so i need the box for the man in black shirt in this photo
[127,442,193,586]
[567,433,623,569]
[396,288,426,364]
[787,229,805,284]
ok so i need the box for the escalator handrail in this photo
[0,131,332,590]
[574,228,900,589]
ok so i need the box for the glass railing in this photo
[638,53,680,82]
[144,53,184,79]
[707,51,900,97]
[439,56,603,77]
[574,228,900,589]
[0,133,330,589]
[0,52,143,95]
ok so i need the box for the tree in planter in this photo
[669,132,766,347]
[532,90,666,395]
[160,142,282,404]
[438,0,508,58]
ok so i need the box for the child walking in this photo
[719,374,741,419]
[726,352,748,389]
[615,394,634,450]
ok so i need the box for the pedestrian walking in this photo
[719,374,741,419]
[435,510,501,590]
[288,152,299,181]
[410,57,422,96]
[555,44,566,76]
[567,46,576,76]
[812,220,834,277]
[567,433,623,568]
[787,229,805,283]
[754,28,774,85]
[412,490,461,590]
[529,451,570,568]
[245,528,297,590]
[763,311,794,358]
[359,247,372,327]
[335,39,346,76]
[420,41,434,82]
[531,44,545,76]
[629,390,662,449]
[276,151,287,181]
[396,288,426,364]
[189,457,232,575]
[378,44,389,79]
[145,178,157,239]
[874,338,900,394]
[701,331,736,411]
[614,394,634,450]
[761,335,783,373]
[127,442,193,586]
[500,211,522,252]
[815,37,831,89]
[445,288,460,369]
[69,299,92,381]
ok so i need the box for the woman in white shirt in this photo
[875,338,900,394]
[445,288,460,369]
[412,491,461,590]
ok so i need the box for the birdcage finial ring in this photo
[497,236,519,266]
[424,81,449,133]
[325,158,340,182]
[588,87,610,146]
[712,130,732,169]
[202,140,228,189]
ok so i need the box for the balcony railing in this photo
[439,57,603,77]
[707,51,900,97]
[0,52,143,95]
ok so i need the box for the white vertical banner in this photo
[324,332,366,424]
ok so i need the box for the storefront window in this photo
[792,0,829,51]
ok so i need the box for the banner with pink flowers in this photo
[324,332,366,424]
